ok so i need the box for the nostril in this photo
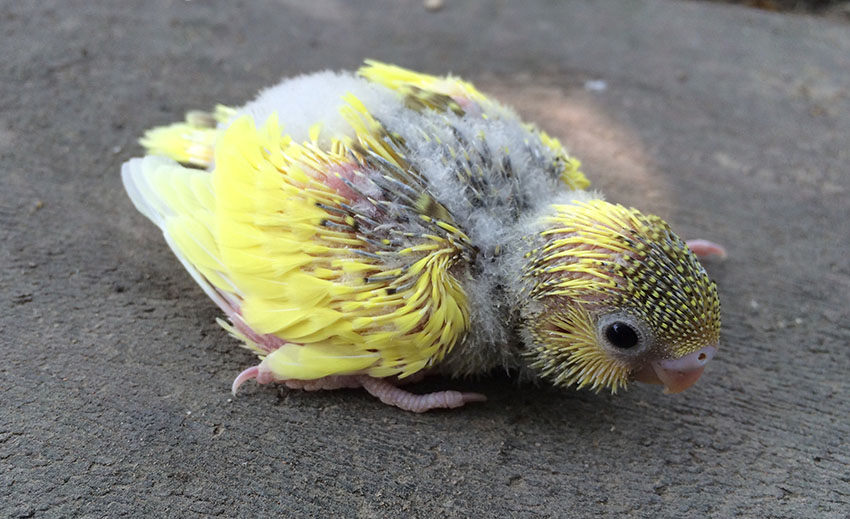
[658,345,717,372]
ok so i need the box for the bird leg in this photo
[686,239,727,260]
[231,367,486,413]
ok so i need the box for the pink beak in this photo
[632,346,717,394]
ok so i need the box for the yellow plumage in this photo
[122,61,723,412]
[127,82,473,383]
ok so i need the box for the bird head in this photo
[520,199,721,394]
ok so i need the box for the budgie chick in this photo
[122,61,725,412]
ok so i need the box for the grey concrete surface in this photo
[2,1,849,517]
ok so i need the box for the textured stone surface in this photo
[2,1,849,517]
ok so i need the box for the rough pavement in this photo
[2,1,849,517]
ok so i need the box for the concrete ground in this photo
[2,1,849,517]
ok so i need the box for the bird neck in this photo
[499,192,608,311]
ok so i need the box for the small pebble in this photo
[424,0,444,11]
[584,79,608,92]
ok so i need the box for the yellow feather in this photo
[359,60,488,105]
[262,344,378,380]
[136,98,472,382]
[140,122,216,168]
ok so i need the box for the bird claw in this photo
[231,365,280,394]
[231,366,259,395]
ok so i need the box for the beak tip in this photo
[633,345,717,394]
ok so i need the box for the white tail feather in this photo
[121,155,242,313]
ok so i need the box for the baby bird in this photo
[122,61,725,412]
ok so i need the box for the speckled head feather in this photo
[521,199,721,392]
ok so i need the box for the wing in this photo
[122,151,289,357]
[121,155,239,309]
[358,60,590,191]
[125,93,474,381]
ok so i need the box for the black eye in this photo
[604,321,639,349]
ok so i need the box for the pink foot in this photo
[230,369,486,412]
[686,239,727,260]
[359,376,487,413]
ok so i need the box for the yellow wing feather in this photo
[359,60,487,112]
[140,95,471,382]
